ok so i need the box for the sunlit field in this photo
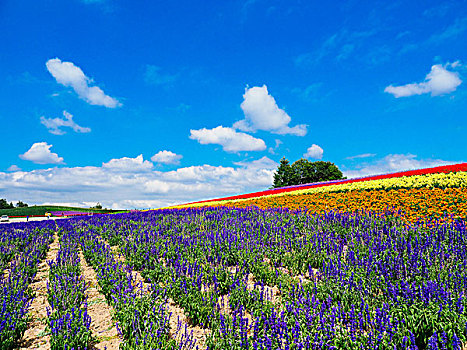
[1,165,466,349]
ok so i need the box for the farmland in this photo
[0,205,119,218]
[1,164,466,349]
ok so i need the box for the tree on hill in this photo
[0,199,14,209]
[272,158,345,188]
[16,200,28,208]
[272,157,294,188]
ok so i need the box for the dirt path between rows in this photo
[19,233,59,350]
[78,249,122,350]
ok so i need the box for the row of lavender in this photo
[1,217,191,349]
[46,225,93,349]
[72,207,467,349]
[0,221,55,349]
[58,219,186,349]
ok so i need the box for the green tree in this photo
[290,158,315,185]
[272,158,345,188]
[272,157,294,188]
[91,202,103,209]
[312,161,345,182]
[0,199,14,209]
[16,200,28,208]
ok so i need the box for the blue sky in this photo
[0,0,466,209]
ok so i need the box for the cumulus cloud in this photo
[303,144,324,159]
[102,154,153,172]
[343,153,456,178]
[385,63,462,97]
[234,85,307,136]
[46,58,121,108]
[19,142,64,165]
[7,165,21,172]
[40,111,91,135]
[189,126,267,152]
[144,179,171,194]
[0,156,277,209]
[151,150,183,165]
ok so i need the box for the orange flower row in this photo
[218,187,467,224]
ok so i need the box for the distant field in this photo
[0,205,120,217]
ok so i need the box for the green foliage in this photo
[0,198,14,209]
[49,308,93,350]
[0,205,119,216]
[115,296,177,349]
[272,157,293,188]
[272,158,345,188]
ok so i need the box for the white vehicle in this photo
[0,215,9,222]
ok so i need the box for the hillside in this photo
[0,205,120,217]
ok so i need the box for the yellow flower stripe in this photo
[169,171,467,209]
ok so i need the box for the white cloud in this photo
[144,179,171,194]
[385,63,462,97]
[151,150,183,165]
[303,144,324,159]
[19,142,64,165]
[343,153,456,178]
[0,156,277,209]
[7,165,21,172]
[345,153,376,160]
[189,126,267,152]
[102,154,153,172]
[46,58,121,108]
[40,111,91,135]
[234,85,307,136]
[268,139,283,154]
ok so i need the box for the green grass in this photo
[0,205,122,217]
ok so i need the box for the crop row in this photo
[64,207,467,349]
[61,220,182,349]
[0,221,55,349]
[46,225,92,349]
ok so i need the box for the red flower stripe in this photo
[186,162,467,205]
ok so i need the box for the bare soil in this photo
[78,249,122,350]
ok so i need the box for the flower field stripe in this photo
[178,162,467,206]
[46,226,93,349]
[217,186,467,224]
[231,170,467,202]
[0,220,55,349]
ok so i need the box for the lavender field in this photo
[1,207,467,349]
